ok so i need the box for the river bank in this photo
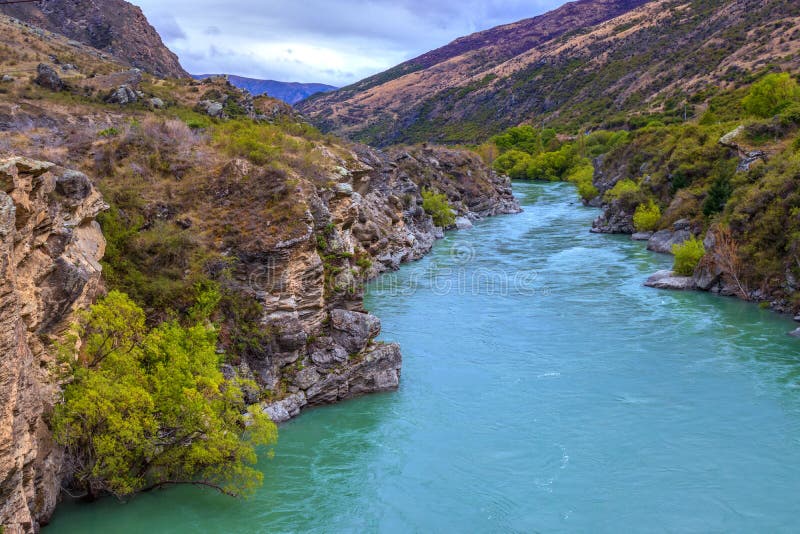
[47,181,800,532]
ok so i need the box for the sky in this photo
[134,0,568,87]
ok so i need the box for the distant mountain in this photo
[297,0,800,146]
[194,75,336,105]
[0,0,188,78]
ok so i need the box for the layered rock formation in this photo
[0,158,106,532]
[224,145,520,421]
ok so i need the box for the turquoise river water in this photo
[48,182,800,532]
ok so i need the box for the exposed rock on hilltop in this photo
[0,158,106,533]
[0,0,188,78]
[298,0,800,146]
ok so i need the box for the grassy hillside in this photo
[297,0,800,147]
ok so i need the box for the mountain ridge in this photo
[0,0,188,78]
[297,0,800,146]
[193,74,336,104]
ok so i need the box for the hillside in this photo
[0,0,188,78]
[195,75,336,104]
[0,13,518,530]
[297,0,800,146]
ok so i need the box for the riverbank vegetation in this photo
[53,291,278,500]
[482,69,800,310]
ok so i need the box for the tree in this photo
[742,73,800,118]
[703,174,733,217]
[53,291,277,500]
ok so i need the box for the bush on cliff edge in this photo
[52,291,277,500]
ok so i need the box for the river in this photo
[47,182,800,532]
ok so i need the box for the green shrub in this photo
[605,179,641,202]
[672,237,706,276]
[98,127,120,138]
[703,174,733,217]
[52,291,278,500]
[565,160,598,201]
[742,73,800,118]
[633,200,662,232]
[421,189,456,228]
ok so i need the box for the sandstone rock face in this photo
[0,158,106,532]
[254,145,520,422]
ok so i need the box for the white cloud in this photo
[134,0,568,86]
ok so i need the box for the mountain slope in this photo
[0,0,188,78]
[297,0,800,146]
[194,74,336,104]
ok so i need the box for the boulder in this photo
[262,392,307,423]
[0,75,14,83]
[198,100,224,117]
[455,216,474,230]
[54,169,92,201]
[330,309,381,354]
[789,328,800,339]
[105,85,138,105]
[647,229,691,254]
[34,64,64,91]
[645,270,697,290]
[631,232,653,241]
[149,97,165,109]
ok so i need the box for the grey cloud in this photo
[134,0,567,85]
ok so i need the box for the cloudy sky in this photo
[134,0,567,86]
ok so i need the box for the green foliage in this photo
[52,291,278,500]
[491,125,542,154]
[605,179,641,202]
[493,149,531,176]
[703,174,733,217]
[525,146,573,181]
[564,159,598,202]
[633,200,662,232]
[421,189,456,228]
[98,127,120,138]
[98,207,207,316]
[672,237,706,276]
[742,73,800,118]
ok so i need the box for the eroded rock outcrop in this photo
[0,158,106,532]
[237,145,520,421]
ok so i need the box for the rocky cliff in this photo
[0,0,188,78]
[220,144,520,422]
[0,158,106,532]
